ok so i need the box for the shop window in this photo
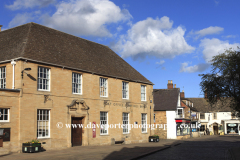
[227,123,238,134]
[176,123,190,136]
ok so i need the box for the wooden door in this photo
[214,126,218,135]
[72,117,82,146]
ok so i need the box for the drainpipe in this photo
[11,60,16,89]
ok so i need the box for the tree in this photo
[199,48,240,112]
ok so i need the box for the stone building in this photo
[0,23,154,153]
[153,80,192,140]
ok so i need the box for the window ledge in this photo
[72,93,83,95]
[142,132,148,134]
[0,122,10,123]
[100,134,109,136]
[100,96,108,98]
[38,90,51,92]
[37,137,51,140]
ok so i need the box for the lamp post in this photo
[21,68,31,79]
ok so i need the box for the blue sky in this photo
[1,0,240,97]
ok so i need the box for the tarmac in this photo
[0,136,240,160]
[0,139,180,160]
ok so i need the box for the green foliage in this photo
[152,135,159,138]
[25,138,40,143]
[199,48,240,112]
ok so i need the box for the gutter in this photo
[0,57,154,85]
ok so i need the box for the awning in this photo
[176,120,191,123]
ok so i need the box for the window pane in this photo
[38,67,50,90]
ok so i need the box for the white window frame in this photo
[100,112,108,135]
[37,109,50,139]
[141,113,147,133]
[0,108,9,122]
[100,78,108,97]
[0,66,6,89]
[122,82,129,99]
[38,67,50,91]
[141,85,146,101]
[72,73,82,94]
[177,108,184,118]
[123,113,129,134]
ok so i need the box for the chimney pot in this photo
[180,91,185,98]
[0,25,2,32]
[174,84,176,88]
[167,80,173,89]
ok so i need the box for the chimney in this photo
[204,89,207,99]
[180,90,185,98]
[174,84,176,88]
[0,25,2,32]
[167,80,173,89]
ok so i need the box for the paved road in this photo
[140,135,240,160]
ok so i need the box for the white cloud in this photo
[190,26,224,39]
[112,16,195,59]
[42,0,132,37]
[222,35,237,39]
[156,60,165,65]
[6,0,55,10]
[180,38,240,73]
[8,13,33,27]
[200,38,240,63]
[180,62,210,73]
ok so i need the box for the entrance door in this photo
[72,117,83,146]
[213,126,218,135]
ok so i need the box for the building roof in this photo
[0,22,153,85]
[184,98,233,113]
[181,99,199,112]
[153,88,179,111]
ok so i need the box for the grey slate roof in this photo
[0,22,153,85]
[154,88,179,111]
[185,98,233,112]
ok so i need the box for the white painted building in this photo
[186,98,240,135]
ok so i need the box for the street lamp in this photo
[21,68,31,79]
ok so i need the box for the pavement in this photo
[0,139,181,160]
[1,135,240,160]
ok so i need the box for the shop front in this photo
[176,119,191,139]
[222,120,240,135]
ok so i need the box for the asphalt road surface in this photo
[140,135,240,160]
